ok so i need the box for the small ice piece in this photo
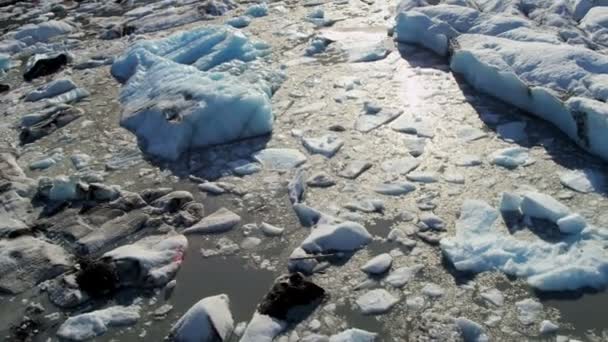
[245,3,268,17]
[302,135,344,157]
[338,160,372,179]
[457,125,487,142]
[443,172,465,184]
[559,169,603,193]
[56,305,141,341]
[329,328,377,342]
[499,192,522,214]
[539,320,559,334]
[385,265,423,288]
[406,296,425,310]
[241,237,262,249]
[373,182,416,196]
[391,115,435,138]
[307,8,324,19]
[306,172,336,188]
[381,157,420,175]
[300,221,372,253]
[361,253,393,275]
[184,208,241,234]
[455,317,489,342]
[70,153,92,170]
[305,36,332,56]
[227,16,252,28]
[480,289,504,307]
[254,148,307,170]
[364,102,382,115]
[48,176,80,202]
[240,313,286,342]
[516,298,543,325]
[557,214,587,234]
[455,155,482,167]
[25,78,76,102]
[490,147,530,169]
[404,137,426,157]
[421,283,444,297]
[169,294,234,342]
[355,289,399,315]
[260,222,284,236]
[29,157,56,170]
[229,160,262,176]
[344,198,384,213]
[406,171,438,183]
[520,192,570,223]
[497,121,527,142]
[419,212,445,230]
[0,53,9,71]
[355,108,402,133]
[288,170,306,204]
[199,182,226,195]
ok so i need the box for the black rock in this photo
[75,258,119,297]
[23,53,69,81]
[258,273,325,321]
[0,83,9,93]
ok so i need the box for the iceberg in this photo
[111,25,283,160]
[440,199,608,291]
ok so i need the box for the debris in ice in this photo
[184,208,241,234]
[559,169,603,193]
[25,78,76,102]
[490,147,530,169]
[111,25,281,160]
[361,253,393,275]
[260,222,284,236]
[307,172,336,188]
[302,135,344,157]
[227,16,252,28]
[516,298,543,325]
[355,108,403,133]
[56,305,141,341]
[301,221,372,253]
[381,157,420,175]
[480,288,504,307]
[169,294,234,342]
[539,320,559,334]
[373,182,416,196]
[0,236,73,294]
[245,3,269,17]
[254,148,307,170]
[497,121,527,142]
[455,317,489,342]
[338,160,372,179]
[356,289,399,315]
[385,265,423,288]
[421,283,445,297]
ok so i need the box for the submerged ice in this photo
[111,25,283,160]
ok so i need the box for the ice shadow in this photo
[396,43,608,197]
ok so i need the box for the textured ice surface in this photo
[111,25,283,160]
[1,20,75,54]
[440,199,608,291]
[56,305,141,341]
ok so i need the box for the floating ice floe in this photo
[361,253,393,274]
[440,197,608,291]
[559,169,604,193]
[56,305,141,341]
[253,148,307,170]
[300,221,372,253]
[394,1,608,161]
[169,294,234,342]
[356,289,399,315]
[111,25,283,160]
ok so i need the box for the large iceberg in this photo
[394,0,608,161]
[440,199,608,291]
[111,25,284,160]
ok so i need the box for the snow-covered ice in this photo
[361,253,393,275]
[56,305,141,341]
[300,221,372,253]
[356,289,399,315]
[184,208,241,234]
[169,294,234,342]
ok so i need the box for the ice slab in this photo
[169,294,233,342]
[57,305,140,341]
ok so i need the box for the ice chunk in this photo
[539,320,559,334]
[520,192,570,223]
[254,148,307,170]
[480,288,504,307]
[245,3,269,17]
[0,53,9,71]
[559,169,603,193]
[329,328,377,342]
[302,135,344,157]
[497,121,527,142]
[455,317,489,342]
[373,182,416,196]
[57,305,140,341]
[556,214,587,234]
[338,160,372,179]
[260,222,284,236]
[307,172,336,188]
[385,265,423,288]
[301,221,372,253]
[356,289,399,315]
[240,313,286,342]
[25,78,76,102]
[361,253,393,274]
[421,283,444,297]
[111,26,281,160]
[355,108,402,133]
[516,298,543,325]
[227,16,252,28]
[490,147,530,169]
[169,294,234,342]
[184,208,241,234]
[381,157,420,175]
